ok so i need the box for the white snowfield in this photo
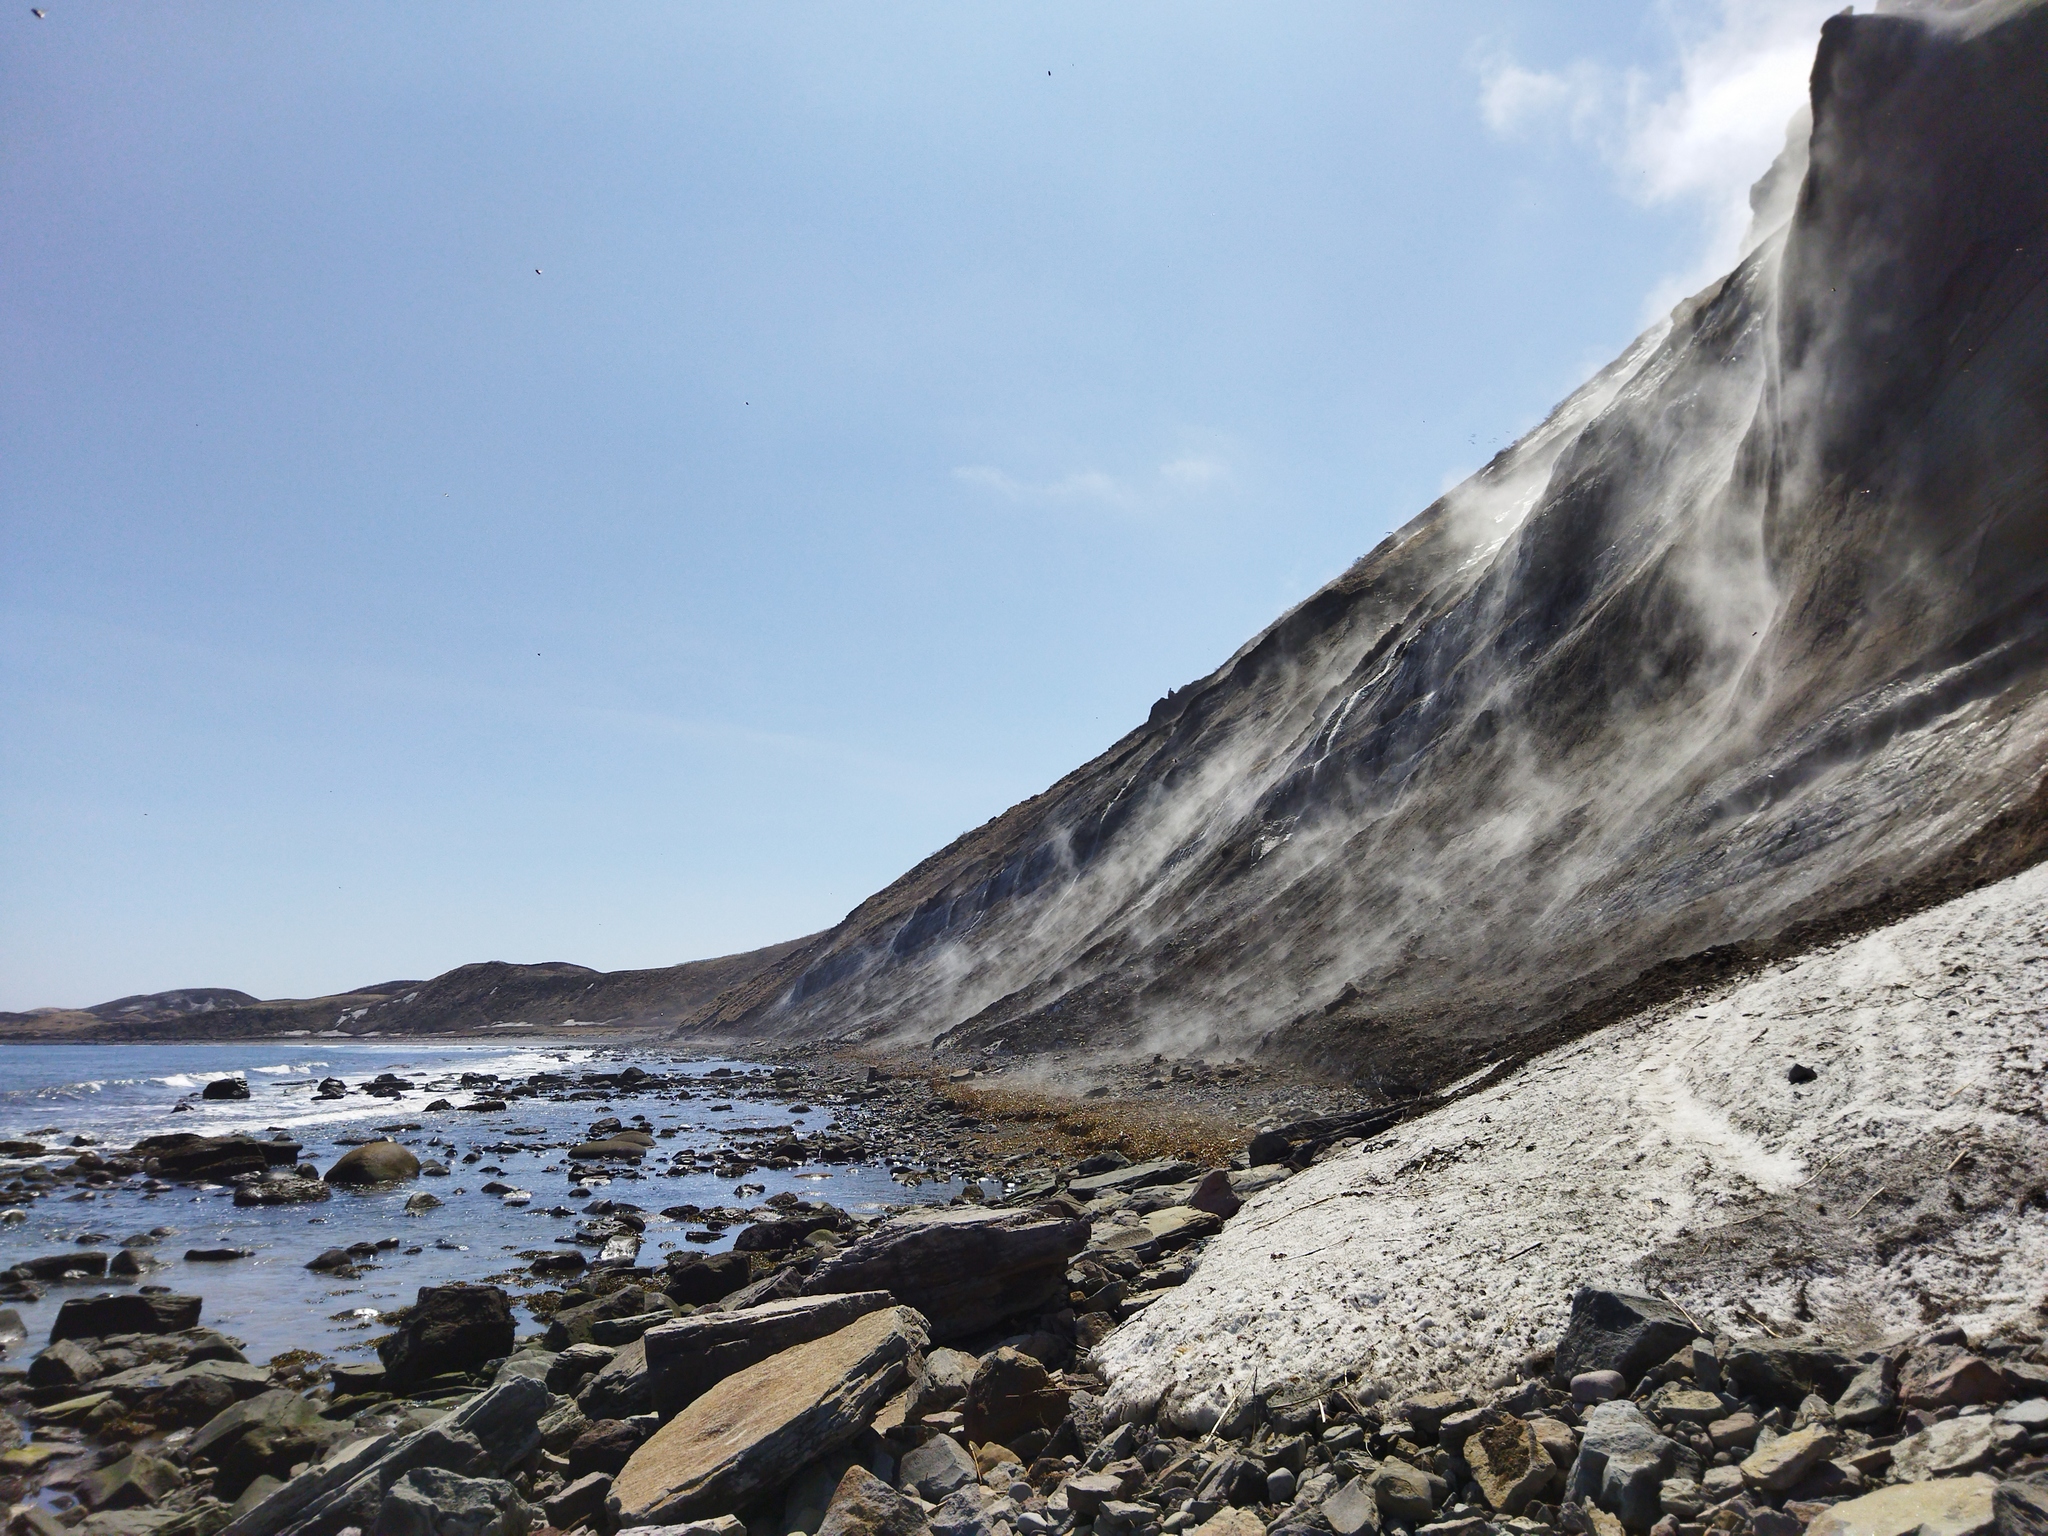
[1097,862,2048,1434]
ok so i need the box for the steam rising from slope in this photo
[696,0,2048,1084]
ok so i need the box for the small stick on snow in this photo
[1849,1184,1888,1218]
[1737,1301,1782,1337]
[1507,1240,1544,1261]
[1203,1381,1244,1446]
[1946,1145,1975,1173]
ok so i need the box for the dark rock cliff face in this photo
[698,0,2048,1083]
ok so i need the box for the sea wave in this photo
[250,1063,327,1075]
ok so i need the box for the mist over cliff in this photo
[693,0,2048,1086]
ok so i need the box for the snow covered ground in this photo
[1096,862,2048,1433]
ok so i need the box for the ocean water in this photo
[0,1039,961,1365]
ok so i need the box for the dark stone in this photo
[1723,1339,1859,1408]
[1555,1290,1697,1386]
[50,1292,201,1342]
[11,1251,109,1280]
[202,1077,250,1101]
[798,1205,1089,1343]
[568,1419,643,1478]
[544,1471,613,1531]
[324,1140,421,1186]
[187,1387,348,1499]
[662,1250,751,1306]
[962,1346,1070,1450]
[131,1132,301,1181]
[377,1284,515,1391]
[1786,1064,1817,1084]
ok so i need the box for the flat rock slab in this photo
[1804,1475,1998,1536]
[645,1291,896,1418]
[611,1305,928,1528]
[1068,1160,1202,1199]
[800,1207,1088,1343]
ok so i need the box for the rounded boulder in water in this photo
[324,1140,421,1186]
[202,1077,250,1101]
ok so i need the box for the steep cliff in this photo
[696,0,2048,1086]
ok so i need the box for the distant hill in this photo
[0,938,815,1041]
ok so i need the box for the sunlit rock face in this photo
[701,0,2048,1083]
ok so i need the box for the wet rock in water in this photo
[799,1206,1088,1343]
[325,1140,421,1186]
[51,1291,201,1342]
[202,1077,250,1101]
[184,1247,252,1263]
[962,1346,1068,1451]
[1804,1474,2000,1536]
[133,1132,301,1182]
[188,1387,349,1499]
[1567,1400,1684,1533]
[644,1291,897,1418]
[128,1358,274,1427]
[1556,1290,1697,1385]
[314,1077,347,1099]
[81,1452,183,1510]
[816,1464,930,1536]
[571,1137,651,1161]
[378,1284,515,1391]
[610,1306,927,1528]
[1467,1416,1554,1515]
[405,1193,442,1215]
[12,1251,110,1280]
[898,1434,977,1501]
[377,1466,540,1536]
[530,1249,586,1277]
[306,1248,358,1274]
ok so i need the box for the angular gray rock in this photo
[644,1291,896,1417]
[1555,1291,1696,1386]
[220,1375,550,1536]
[610,1306,927,1527]
[577,1337,652,1420]
[188,1389,351,1500]
[1804,1475,1999,1536]
[1891,1418,2022,1482]
[1722,1338,1859,1408]
[1322,1477,1381,1536]
[1566,1400,1683,1534]
[377,1466,539,1536]
[798,1207,1088,1342]
[898,1435,976,1502]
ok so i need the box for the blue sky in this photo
[0,1,1834,1009]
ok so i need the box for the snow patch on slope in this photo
[1096,862,2048,1431]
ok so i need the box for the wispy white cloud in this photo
[1476,0,1840,313]
[954,453,1232,511]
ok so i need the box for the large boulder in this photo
[202,1077,250,1101]
[644,1292,897,1418]
[378,1285,515,1391]
[325,1140,420,1186]
[1555,1290,1696,1386]
[131,1133,300,1182]
[376,1466,540,1536]
[188,1389,350,1500]
[898,1435,977,1502]
[1565,1400,1683,1533]
[610,1305,928,1528]
[798,1206,1088,1342]
[961,1347,1068,1451]
[51,1293,201,1342]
